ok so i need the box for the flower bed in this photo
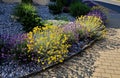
[0,1,107,78]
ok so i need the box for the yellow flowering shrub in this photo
[76,15,106,39]
[27,26,71,64]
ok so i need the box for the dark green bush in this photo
[70,2,90,17]
[22,0,32,3]
[48,0,63,14]
[61,0,80,6]
[14,3,43,32]
[48,4,62,14]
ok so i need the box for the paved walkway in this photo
[92,12,120,78]
[29,2,120,78]
[94,0,120,6]
[94,0,120,13]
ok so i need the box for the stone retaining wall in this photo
[2,0,50,5]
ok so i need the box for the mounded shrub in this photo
[14,3,43,32]
[76,15,106,39]
[26,26,71,64]
[88,6,107,23]
[88,9,107,24]
[9,34,29,63]
[48,0,63,14]
[61,0,81,7]
[0,33,27,64]
[62,22,82,43]
[70,2,90,17]
[48,4,62,14]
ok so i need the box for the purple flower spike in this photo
[87,9,107,23]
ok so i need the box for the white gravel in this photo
[0,3,24,36]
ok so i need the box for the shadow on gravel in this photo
[95,1,120,13]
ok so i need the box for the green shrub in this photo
[48,0,63,14]
[61,0,80,6]
[14,3,43,32]
[22,0,32,3]
[26,26,71,64]
[48,4,62,14]
[70,2,90,17]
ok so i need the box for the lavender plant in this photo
[0,34,13,60]
[62,22,84,43]
[87,9,107,23]
[88,6,108,23]
[0,33,28,63]
[9,34,30,63]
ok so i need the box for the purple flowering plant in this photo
[87,9,107,23]
[62,22,89,43]
[0,34,12,60]
[87,6,108,24]
[9,33,33,63]
[0,33,30,63]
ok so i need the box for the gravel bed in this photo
[0,3,24,36]
[1,61,42,78]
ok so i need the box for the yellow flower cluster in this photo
[76,16,106,39]
[26,25,71,64]
[27,31,34,52]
